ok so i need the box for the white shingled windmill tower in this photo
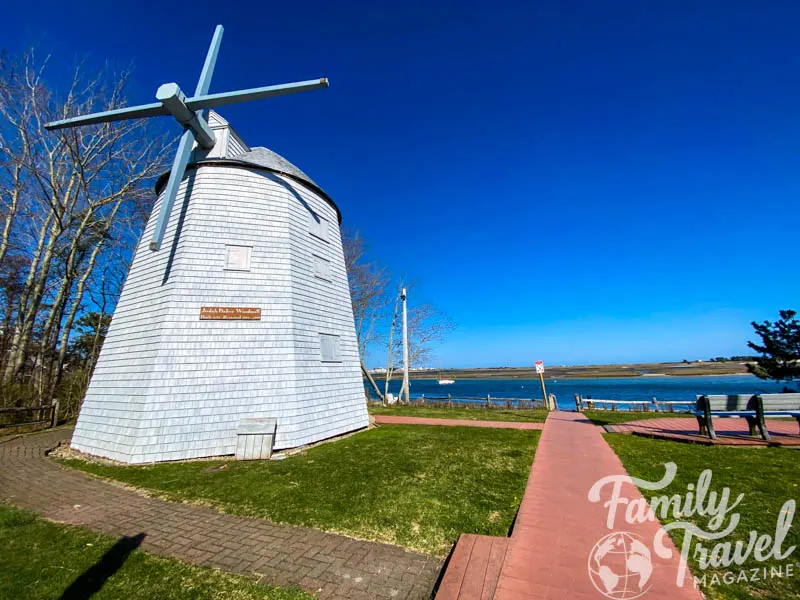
[46,25,368,463]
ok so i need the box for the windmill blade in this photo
[44,102,169,131]
[195,25,224,98]
[149,129,195,251]
[186,78,329,111]
[149,24,225,251]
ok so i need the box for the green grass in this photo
[606,435,800,599]
[0,503,312,600]
[582,409,695,426]
[368,404,549,423]
[60,425,539,557]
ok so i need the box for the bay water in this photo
[368,374,790,410]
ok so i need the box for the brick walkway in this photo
[492,411,702,600]
[373,416,545,430]
[0,428,442,600]
[607,416,800,446]
[437,412,704,600]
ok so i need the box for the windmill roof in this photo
[207,147,341,223]
[156,145,341,223]
[229,147,318,188]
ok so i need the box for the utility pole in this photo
[401,287,410,404]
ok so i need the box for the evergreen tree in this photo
[747,310,800,386]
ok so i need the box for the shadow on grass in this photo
[59,533,146,600]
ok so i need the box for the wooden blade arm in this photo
[149,129,194,251]
[44,103,169,130]
[185,78,329,111]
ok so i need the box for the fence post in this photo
[421,394,425,405]
[574,393,582,411]
[652,396,659,413]
[487,394,491,408]
[448,393,452,408]
[50,399,59,428]
[549,394,557,411]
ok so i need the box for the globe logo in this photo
[587,531,653,599]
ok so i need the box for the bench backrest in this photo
[696,394,757,412]
[759,393,800,410]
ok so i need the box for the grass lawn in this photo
[0,503,311,600]
[606,435,800,600]
[369,404,549,423]
[582,409,695,426]
[60,425,539,557]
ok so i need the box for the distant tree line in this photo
[708,356,759,362]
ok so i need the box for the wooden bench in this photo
[760,393,800,441]
[695,393,800,441]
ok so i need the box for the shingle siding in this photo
[72,143,367,464]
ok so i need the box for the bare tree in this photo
[0,51,170,405]
[342,228,390,358]
[382,284,455,404]
[405,303,455,369]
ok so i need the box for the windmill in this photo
[57,25,369,464]
[45,24,328,251]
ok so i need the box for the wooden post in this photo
[421,394,425,405]
[487,393,491,408]
[448,393,452,408]
[401,288,410,404]
[549,394,557,411]
[50,399,59,428]
[538,371,549,411]
[574,393,582,412]
[652,396,659,413]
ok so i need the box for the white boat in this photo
[437,362,454,385]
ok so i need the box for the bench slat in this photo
[694,410,756,417]
[697,394,755,411]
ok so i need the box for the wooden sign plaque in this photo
[200,306,262,321]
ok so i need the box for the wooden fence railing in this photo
[574,394,693,413]
[403,394,549,410]
[0,401,59,430]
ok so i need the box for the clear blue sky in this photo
[5,1,799,367]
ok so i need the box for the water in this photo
[367,375,789,410]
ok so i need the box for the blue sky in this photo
[6,0,799,367]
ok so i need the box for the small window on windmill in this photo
[225,245,252,271]
[309,213,329,242]
[319,334,341,363]
[313,254,331,281]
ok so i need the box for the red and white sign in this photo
[535,360,545,374]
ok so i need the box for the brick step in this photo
[436,534,509,600]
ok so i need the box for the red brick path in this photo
[607,416,800,446]
[493,411,702,599]
[373,416,545,430]
[0,428,441,600]
[436,412,705,600]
